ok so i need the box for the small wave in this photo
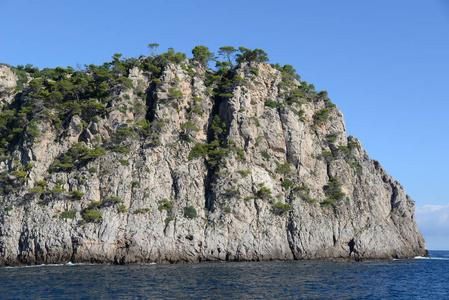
[414,256,449,261]
[6,263,65,269]
[140,262,157,265]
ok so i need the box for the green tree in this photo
[192,45,214,67]
[148,43,159,56]
[236,47,269,64]
[218,46,237,65]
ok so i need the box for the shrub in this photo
[59,210,77,219]
[164,217,174,225]
[104,196,123,205]
[27,186,47,194]
[320,151,334,163]
[113,146,131,153]
[119,205,127,212]
[265,99,284,109]
[180,121,200,131]
[131,181,141,188]
[88,201,102,209]
[313,108,331,128]
[88,167,97,174]
[275,162,292,175]
[326,133,338,143]
[69,190,84,200]
[273,202,293,213]
[158,198,172,212]
[320,198,335,207]
[225,187,240,197]
[35,180,48,187]
[324,177,345,201]
[82,209,102,223]
[350,162,363,173]
[119,159,130,166]
[281,179,294,190]
[169,88,183,100]
[237,170,251,177]
[260,150,270,160]
[348,141,359,149]
[258,184,272,200]
[184,206,197,219]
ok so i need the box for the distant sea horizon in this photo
[1,250,447,299]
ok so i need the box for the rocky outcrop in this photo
[0,57,427,266]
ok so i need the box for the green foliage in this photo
[289,107,305,119]
[265,99,284,109]
[104,196,123,205]
[59,210,77,219]
[164,217,174,225]
[6,206,13,212]
[192,45,214,67]
[158,198,172,212]
[275,162,292,175]
[184,206,197,219]
[88,201,102,209]
[119,205,127,212]
[131,181,141,188]
[237,170,251,177]
[260,150,270,160]
[258,184,272,200]
[188,140,228,166]
[320,198,335,207]
[225,187,240,197]
[322,177,345,206]
[350,162,363,173]
[82,209,102,223]
[135,119,152,138]
[313,108,331,128]
[69,190,84,200]
[281,179,294,190]
[27,186,47,194]
[169,88,183,100]
[326,133,338,143]
[119,159,130,166]
[273,202,292,213]
[88,167,97,174]
[236,47,269,64]
[52,143,105,171]
[115,126,135,141]
[180,121,200,132]
[113,146,131,153]
[218,46,237,65]
[320,150,335,163]
[148,43,160,56]
[336,145,350,156]
[348,141,359,149]
[36,180,48,187]
[272,64,303,95]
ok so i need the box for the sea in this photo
[0,250,447,299]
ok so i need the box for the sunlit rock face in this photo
[0,58,427,266]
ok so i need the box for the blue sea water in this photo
[0,250,448,299]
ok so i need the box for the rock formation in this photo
[0,51,428,266]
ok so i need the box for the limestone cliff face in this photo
[0,58,427,266]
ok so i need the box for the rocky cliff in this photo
[0,50,428,266]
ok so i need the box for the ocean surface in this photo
[0,250,447,299]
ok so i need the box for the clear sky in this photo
[1,0,448,250]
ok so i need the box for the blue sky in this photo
[1,0,448,250]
